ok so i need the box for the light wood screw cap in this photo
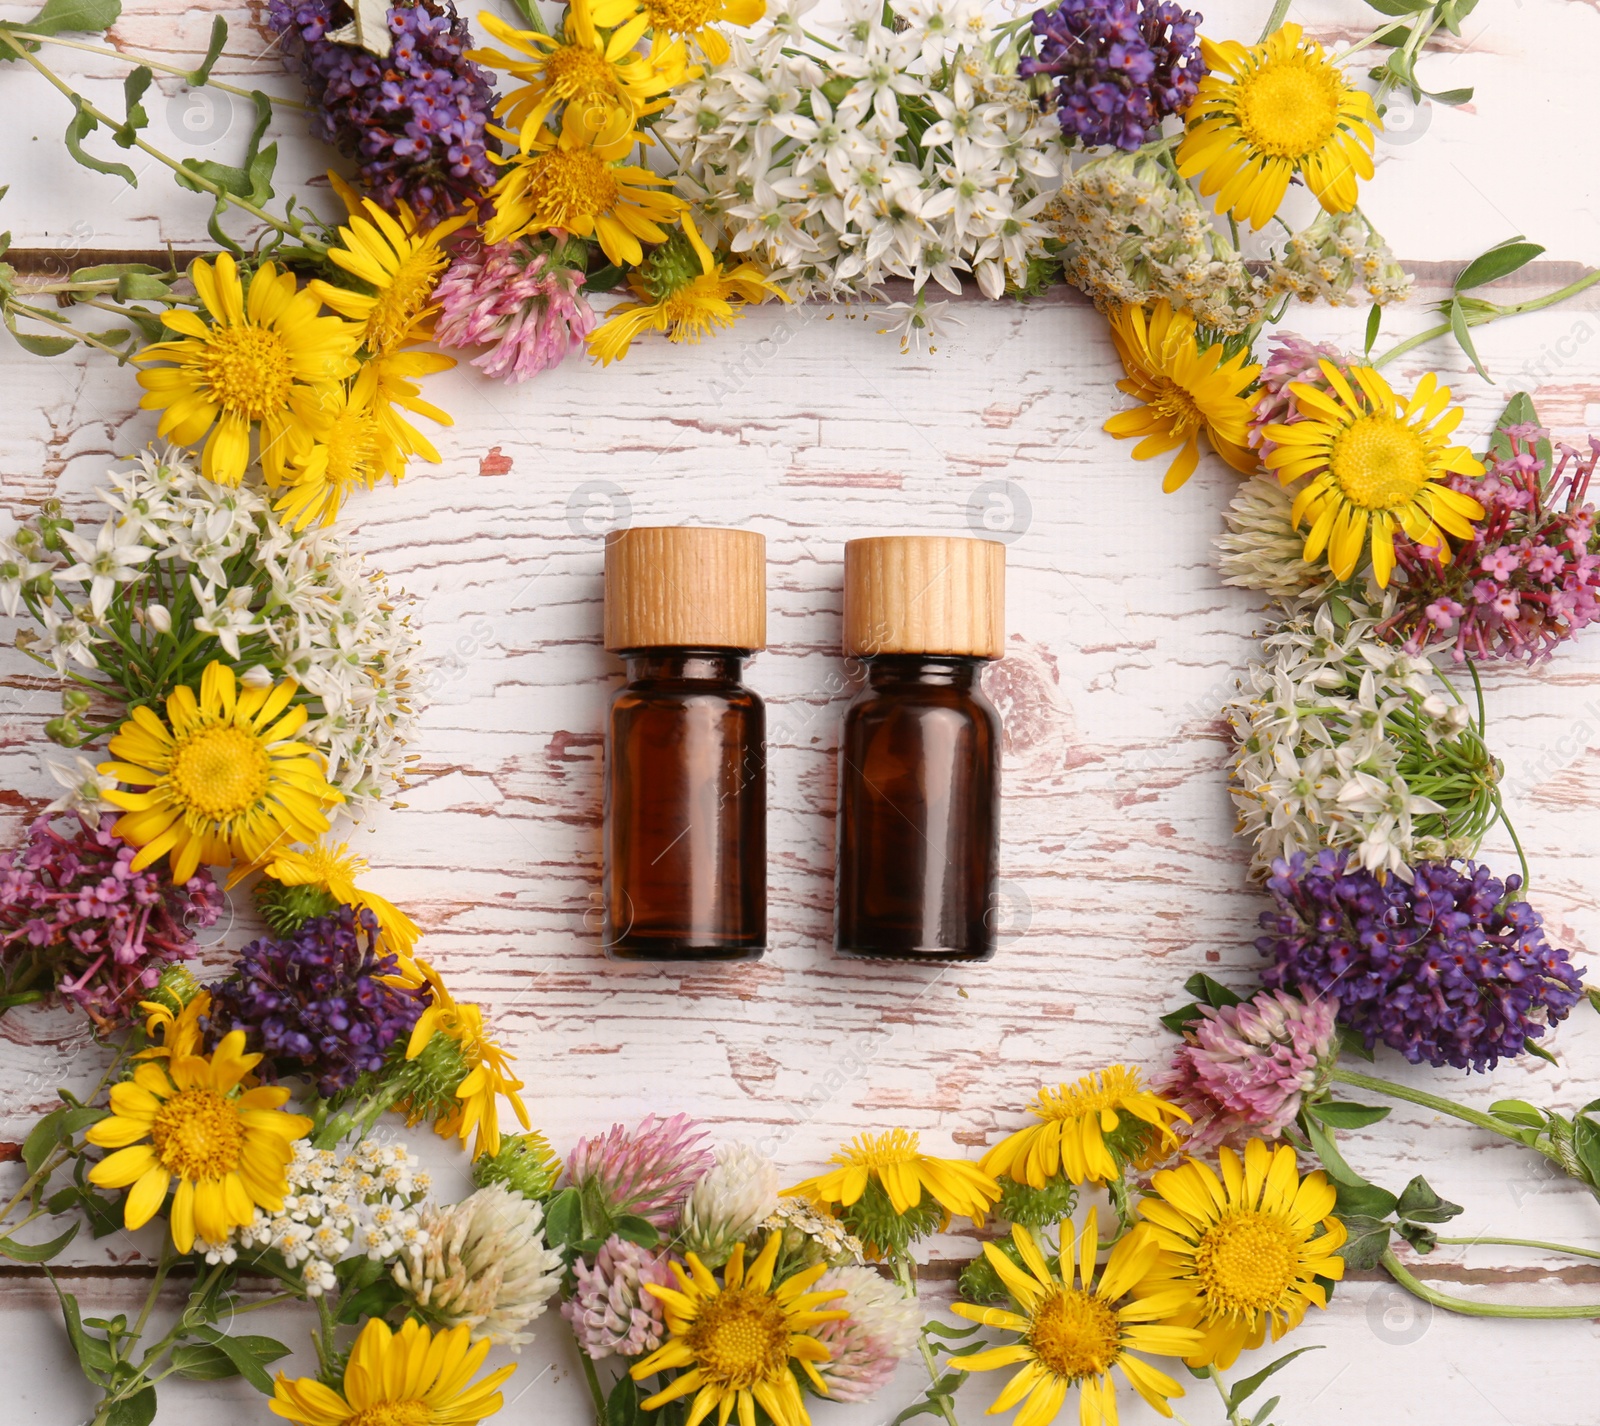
[604,526,767,651]
[843,535,1005,658]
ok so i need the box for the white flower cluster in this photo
[1216,475,1336,601]
[0,447,424,811]
[201,1138,431,1296]
[1226,596,1484,881]
[662,0,1066,311]
[680,1143,782,1266]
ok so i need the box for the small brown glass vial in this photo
[602,526,766,962]
[835,535,1004,963]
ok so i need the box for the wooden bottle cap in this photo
[604,526,766,652]
[844,535,1005,658]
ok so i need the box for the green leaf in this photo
[53,1282,114,1381]
[1425,86,1474,104]
[115,271,173,301]
[1364,302,1382,356]
[1487,1098,1547,1130]
[1337,1213,1393,1270]
[1159,1002,1204,1035]
[23,1106,70,1174]
[175,91,274,204]
[613,1214,660,1249]
[336,1279,406,1325]
[922,1320,985,1339]
[1307,1100,1391,1130]
[104,1388,156,1426]
[170,1343,242,1381]
[1523,1039,1558,1066]
[605,1373,642,1426]
[1301,1113,1366,1187]
[4,307,76,356]
[188,15,228,85]
[1333,1180,1397,1220]
[584,261,628,294]
[1225,1345,1323,1410]
[1395,1175,1464,1225]
[187,1327,288,1395]
[1255,1396,1281,1425]
[114,65,152,147]
[544,1187,581,1247]
[1395,1220,1439,1254]
[509,0,552,33]
[1456,239,1545,292]
[64,99,137,185]
[0,1221,78,1262]
[1447,298,1490,382]
[1361,0,1432,14]
[1,0,120,40]
[1181,972,1244,1010]
[1571,1114,1600,1188]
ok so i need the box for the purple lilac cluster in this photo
[209,906,426,1095]
[1021,0,1206,151]
[266,0,496,220]
[1258,850,1586,1072]
[1380,427,1600,663]
[0,815,220,1030]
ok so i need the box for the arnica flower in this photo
[208,907,427,1096]
[85,1028,312,1254]
[135,975,209,1062]
[786,1128,1001,1257]
[1176,23,1380,230]
[1155,990,1338,1153]
[472,1129,563,1201]
[1379,425,1600,663]
[253,837,421,958]
[482,107,685,266]
[1261,362,1486,586]
[812,1264,922,1404]
[982,1067,1189,1190]
[566,1112,714,1232]
[629,1234,847,1426]
[589,218,787,365]
[135,253,359,486]
[590,0,764,67]
[681,1142,782,1267]
[563,1233,677,1359]
[394,1183,566,1348]
[98,661,344,884]
[433,234,597,382]
[404,959,530,1159]
[0,813,221,1030]
[949,1211,1200,1426]
[473,1,687,148]
[1259,850,1587,1072]
[1022,0,1206,152]
[1104,300,1261,492]
[273,376,402,530]
[270,1316,514,1426]
[1137,1139,1347,1369]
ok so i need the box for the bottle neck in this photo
[862,654,984,690]
[621,649,749,684]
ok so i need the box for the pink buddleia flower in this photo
[433,234,596,382]
[1154,988,1338,1153]
[812,1264,922,1403]
[561,1235,675,1360]
[565,1113,713,1231]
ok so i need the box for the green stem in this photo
[1381,1246,1600,1318]
[1330,1067,1550,1147]
[1257,0,1293,43]
[1371,268,1600,370]
[129,1237,175,1343]
[577,1344,606,1426]
[1434,1235,1600,1261]
[894,1255,962,1426]
[8,31,308,109]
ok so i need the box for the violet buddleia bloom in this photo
[209,906,426,1095]
[565,1113,714,1231]
[1022,0,1205,151]
[0,814,219,1030]
[267,0,496,220]
[433,236,597,382]
[562,1235,676,1359]
[1258,850,1586,1072]
[1155,989,1337,1152]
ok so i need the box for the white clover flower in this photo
[680,1143,782,1266]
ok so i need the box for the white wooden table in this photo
[1,0,1598,1420]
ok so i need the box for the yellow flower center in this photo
[1329,411,1430,510]
[201,323,296,420]
[1232,52,1343,159]
[525,146,620,227]
[1193,1208,1299,1316]
[543,42,623,103]
[363,249,447,355]
[168,723,273,822]
[1139,377,1207,439]
[1028,1286,1123,1383]
[838,1128,920,1170]
[647,0,719,32]
[151,1087,245,1179]
[320,407,384,489]
[1034,1067,1144,1122]
[687,1286,790,1390]
[347,1403,433,1426]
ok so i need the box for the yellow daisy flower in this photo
[949,1211,1201,1426]
[591,0,765,66]
[589,217,788,365]
[271,1316,514,1426]
[1137,1139,1347,1369]
[309,195,470,356]
[787,1127,1001,1224]
[135,253,360,486]
[983,1067,1189,1189]
[1104,300,1261,492]
[272,376,404,531]
[366,349,456,465]
[84,1029,312,1253]
[1176,23,1380,230]
[473,1,687,149]
[255,838,422,959]
[1259,362,1486,586]
[481,106,684,266]
[98,661,344,884]
[404,959,530,1160]
[134,986,210,1063]
[629,1233,847,1426]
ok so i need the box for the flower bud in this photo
[62,688,92,714]
[144,602,172,634]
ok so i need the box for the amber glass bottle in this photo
[835,535,1004,962]
[602,526,766,962]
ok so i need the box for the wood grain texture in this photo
[2,0,1600,1420]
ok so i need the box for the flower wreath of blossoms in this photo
[1,1,1600,1425]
